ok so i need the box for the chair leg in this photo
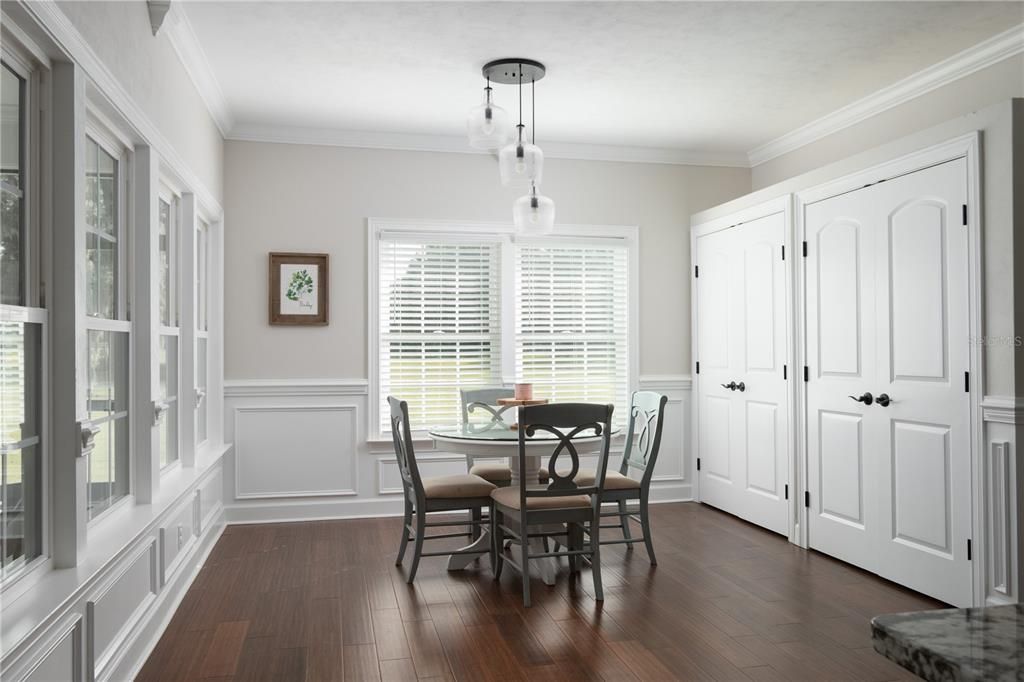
[520,516,531,608]
[471,507,482,542]
[492,509,504,581]
[396,497,412,566]
[590,513,604,602]
[407,507,426,584]
[640,489,657,566]
[487,503,496,574]
[618,499,634,549]
[567,523,579,573]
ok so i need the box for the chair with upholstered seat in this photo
[491,402,614,607]
[460,387,548,487]
[575,391,667,565]
[388,396,496,583]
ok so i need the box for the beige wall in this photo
[693,97,1019,397]
[223,141,750,380]
[56,0,224,202]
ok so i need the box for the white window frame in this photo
[82,116,133,525]
[0,36,49,587]
[368,218,639,438]
[156,184,180,471]
[194,216,210,450]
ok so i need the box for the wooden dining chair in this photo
[574,391,668,565]
[459,387,549,488]
[388,396,496,583]
[491,402,614,607]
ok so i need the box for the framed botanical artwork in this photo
[268,252,329,326]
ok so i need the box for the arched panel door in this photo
[696,211,789,536]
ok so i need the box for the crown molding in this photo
[162,3,233,137]
[226,123,751,168]
[20,0,223,218]
[748,23,1024,167]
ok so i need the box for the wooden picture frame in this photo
[268,252,329,326]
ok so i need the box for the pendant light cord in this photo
[518,62,524,142]
[531,78,536,145]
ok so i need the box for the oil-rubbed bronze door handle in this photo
[876,393,891,407]
[722,381,737,391]
[849,392,873,405]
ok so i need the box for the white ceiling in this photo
[179,1,1023,164]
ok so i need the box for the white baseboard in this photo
[110,512,226,681]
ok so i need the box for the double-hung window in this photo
[195,218,209,447]
[157,189,180,468]
[372,222,635,435]
[1,54,44,577]
[84,131,130,519]
[376,235,502,433]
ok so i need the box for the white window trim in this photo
[82,115,134,524]
[367,218,639,438]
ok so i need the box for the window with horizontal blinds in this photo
[378,237,502,433]
[514,241,629,423]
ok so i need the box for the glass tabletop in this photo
[428,424,614,441]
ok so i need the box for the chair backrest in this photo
[619,391,669,484]
[387,396,423,500]
[517,402,614,506]
[460,386,515,431]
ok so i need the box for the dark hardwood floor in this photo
[138,502,942,681]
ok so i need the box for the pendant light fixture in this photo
[466,76,511,150]
[488,60,544,188]
[512,78,554,232]
[474,58,555,233]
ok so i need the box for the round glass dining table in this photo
[428,424,614,585]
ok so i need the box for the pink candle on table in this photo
[514,383,533,401]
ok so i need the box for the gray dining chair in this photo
[459,386,548,487]
[491,402,614,607]
[574,391,668,565]
[388,396,496,583]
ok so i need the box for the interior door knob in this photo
[849,392,874,405]
[736,382,745,392]
[721,381,737,391]
[876,393,891,407]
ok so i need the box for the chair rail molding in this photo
[981,396,1024,425]
[224,378,369,398]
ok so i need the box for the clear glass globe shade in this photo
[466,99,511,150]
[498,140,543,187]
[513,191,555,234]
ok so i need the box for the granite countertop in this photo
[871,604,1024,681]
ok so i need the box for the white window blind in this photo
[378,236,502,433]
[514,241,629,423]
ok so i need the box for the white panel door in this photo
[805,158,972,605]
[697,213,789,535]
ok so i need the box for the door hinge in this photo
[784,484,789,500]
[783,365,787,380]
[804,366,809,382]
[965,371,970,393]
[804,490,810,508]
[694,265,699,278]
[781,244,785,260]
[802,241,808,257]
[697,458,701,471]
[696,361,700,375]
[967,539,972,561]
[962,204,968,227]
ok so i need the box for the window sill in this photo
[0,442,230,658]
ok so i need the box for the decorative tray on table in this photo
[495,397,549,429]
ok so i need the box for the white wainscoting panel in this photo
[980,396,1022,606]
[86,541,159,679]
[234,404,359,499]
[224,377,694,523]
[22,616,83,682]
